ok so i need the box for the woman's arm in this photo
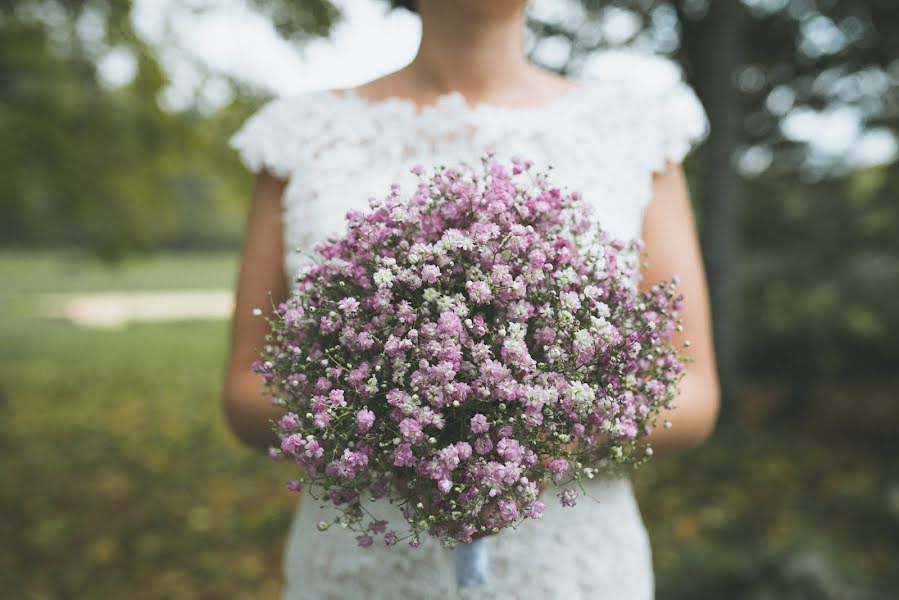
[640,163,720,454]
[223,170,290,451]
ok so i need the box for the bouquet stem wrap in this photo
[454,537,491,588]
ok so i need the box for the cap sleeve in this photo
[654,72,708,168]
[587,50,708,171]
[229,94,321,178]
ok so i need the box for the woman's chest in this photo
[280,125,653,277]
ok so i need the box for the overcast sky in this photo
[130,0,420,101]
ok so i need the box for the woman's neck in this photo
[405,2,533,101]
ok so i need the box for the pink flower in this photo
[277,412,300,433]
[314,377,333,393]
[496,499,519,521]
[356,534,373,548]
[303,439,323,459]
[392,443,417,467]
[454,441,472,460]
[329,389,346,407]
[280,433,304,456]
[474,437,493,455]
[368,520,388,534]
[399,418,424,443]
[548,458,570,482]
[437,310,463,337]
[496,438,525,462]
[470,414,490,434]
[421,264,440,283]
[559,487,578,507]
[338,297,360,315]
[355,408,375,433]
[313,412,331,429]
[468,315,488,338]
[526,500,546,519]
[465,280,493,304]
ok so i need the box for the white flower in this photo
[574,329,593,347]
[554,267,578,286]
[546,346,563,363]
[373,268,395,288]
[439,228,473,251]
[594,301,611,318]
[390,206,409,222]
[560,291,582,311]
[436,294,455,311]
[567,380,597,413]
[510,279,526,296]
[422,288,439,302]
[591,316,614,338]
[507,322,527,339]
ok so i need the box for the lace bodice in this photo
[231,50,707,599]
[231,50,707,279]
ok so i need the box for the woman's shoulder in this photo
[229,89,346,178]
[579,49,709,168]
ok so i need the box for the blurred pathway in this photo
[39,290,234,329]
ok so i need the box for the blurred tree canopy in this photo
[1,0,897,383]
[0,0,338,259]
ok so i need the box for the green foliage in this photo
[0,1,335,259]
[248,0,341,41]
[0,252,285,598]
[741,164,899,379]
[635,420,898,599]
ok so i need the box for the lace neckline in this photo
[319,81,595,120]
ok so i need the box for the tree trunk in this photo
[678,1,746,418]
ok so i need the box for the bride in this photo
[223,1,720,598]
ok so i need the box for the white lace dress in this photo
[231,50,707,600]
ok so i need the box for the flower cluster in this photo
[257,156,684,548]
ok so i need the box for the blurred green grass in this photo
[0,251,295,599]
[0,252,895,599]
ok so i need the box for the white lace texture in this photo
[230,50,707,278]
[231,50,707,599]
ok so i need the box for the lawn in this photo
[0,251,295,599]
[1,251,895,599]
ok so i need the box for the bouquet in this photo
[256,156,684,586]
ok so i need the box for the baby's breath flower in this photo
[259,157,685,548]
[373,268,395,289]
